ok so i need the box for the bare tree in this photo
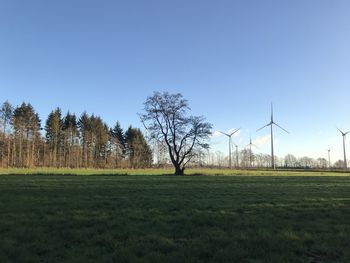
[334,159,345,169]
[0,101,13,167]
[140,92,212,175]
[317,158,328,169]
[298,156,315,168]
[284,154,297,168]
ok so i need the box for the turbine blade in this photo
[256,122,271,132]
[337,127,345,135]
[229,128,240,136]
[219,131,230,137]
[271,102,274,122]
[273,122,289,133]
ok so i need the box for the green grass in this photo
[0,175,350,262]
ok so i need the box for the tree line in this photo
[0,101,152,168]
[204,150,343,169]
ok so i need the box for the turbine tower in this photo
[232,141,239,168]
[219,128,240,169]
[246,136,258,168]
[337,128,350,169]
[257,103,289,169]
[327,148,331,168]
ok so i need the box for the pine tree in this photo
[1,100,153,169]
[62,112,79,167]
[110,121,126,167]
[78,112,92,168]
[125,126,152,168]
[91,116,109,168]
[12,103,41,167]
[45,108,63,167]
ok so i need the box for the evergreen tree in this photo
[62,112,79,167]
[1,100,154,169]
[125,126,152,168]
[91,115,109,168]
[12,103,41,167]
[78,112,92,168]
[45,108,63,167]
[110,121,126,167]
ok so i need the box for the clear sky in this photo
[1,0,350,162]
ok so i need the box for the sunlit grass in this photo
[0,167,350,176]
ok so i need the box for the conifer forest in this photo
[0,101,152,169]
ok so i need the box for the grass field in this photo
[0,174,350,262]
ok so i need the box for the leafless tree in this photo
[140,92,212,175]
[284,154,297,168]
[0,101,13,167]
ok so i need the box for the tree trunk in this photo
[31,139,35,168]
[26,130,30,168]
[7,138,10,168]
[174,163,184,175]
[19,133,22,167]
[12,139,15,167]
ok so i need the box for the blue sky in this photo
[1,0,350,162]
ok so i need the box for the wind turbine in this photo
[246,136,258,168]
[219,128,240,169]
[337,128,350,169]
[232,141,239,168]
[257,103,289,169]
[327,148,331,168]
